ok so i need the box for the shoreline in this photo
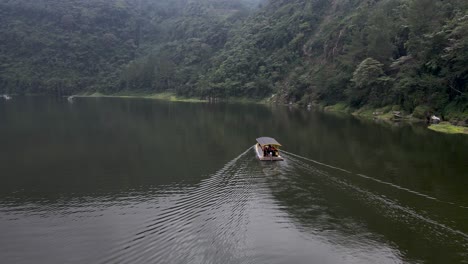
[68,92,468,135]
[73,92,270,104]
[74,92,208,103]
[320,103,468,135]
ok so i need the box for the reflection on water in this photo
[98,151,406,264]
[0,97,467,264]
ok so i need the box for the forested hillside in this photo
[0,0,467,121]
[0,0,258,94]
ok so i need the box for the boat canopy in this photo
[256,137,282,147]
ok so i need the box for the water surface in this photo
[0,97,467,263]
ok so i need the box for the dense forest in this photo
[0,0,467,122]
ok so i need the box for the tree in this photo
[348,58,390,107]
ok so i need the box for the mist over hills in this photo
[0,0,466,121]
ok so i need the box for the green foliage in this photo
[348,58,393,107]
[443,98,468,121]
[0,0,252,95]
[412,105,432,119]
[351,58,385,89]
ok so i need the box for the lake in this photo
[0,96,467,264]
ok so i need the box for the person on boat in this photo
[264,145,269,156]
[267,145,274,157]
[270,146,277,157]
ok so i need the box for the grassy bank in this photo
[428,122,468,134]
[324,104,404,121]
[76,92,207,103]
[323,102,351,113]
[75,91,272,104]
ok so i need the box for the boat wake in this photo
[97,147,467,264]
[281,152,468,243]
[99,147,254,264]
[282,150,468,210]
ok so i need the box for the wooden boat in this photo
[255,137,284,161]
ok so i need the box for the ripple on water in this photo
[2,148,465,264]
[93,148,412,264]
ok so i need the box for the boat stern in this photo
[255,143,284,161]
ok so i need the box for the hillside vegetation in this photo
[0,0,467,123]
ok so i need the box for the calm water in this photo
[0,96,467,264]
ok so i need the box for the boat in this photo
[255,137,284,161]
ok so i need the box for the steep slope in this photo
[0,0,466,121]
[0,0,141,94]
[202,0,467,121]
[0,0,254,94]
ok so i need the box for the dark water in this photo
[0,96,467,264]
